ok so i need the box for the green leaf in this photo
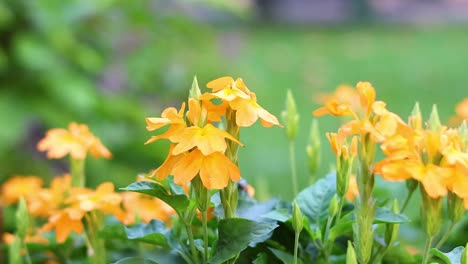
[261,208,291,222]
[99,224,127,240]
[210,218,278,264]
[124,219,170,247]
[237,198,280,221]
[328,219,353,241]
[113,257,158,264]
[374,206,410,224]
[296,173,336,226]
[430,247,465,264]
[253,252,268,264]
[121,181,189,213]
[269,247,303,264]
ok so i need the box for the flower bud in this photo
[282,89,299,141]
[15,197,29,240]
[458,121,468,150]
[306,119,321,176]
[189,76,202,100]
[462,242,468,264]
[448,191,464,223]
[428,104,441,131]
[8,235,22,264]
[346,241,358,264]
[421,193,442,237]
[384,199,400,247]
[409,102,422,129]
[328,194,339,218]
[292,200,304,233]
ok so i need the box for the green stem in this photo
[422,236,434,264]
[322,215,334,262]
[184,223,199,264]
[202,210,209,262]
[86,212,106,264]
[435,222,456,249]
[22,240,32,264]
[335,197,346,223]
[70,157,86,187]
[293,231,300,264]
[289,141,298,197]
[400,189,415,214]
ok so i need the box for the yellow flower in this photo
[28,174,72,218]
[40,208,85,243]
[37,122,111,160]
[170,124,243,155]
[0,176,43,205]
[145,103,187,144]
[172,149,240,189]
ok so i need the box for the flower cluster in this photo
[146,76,281,189]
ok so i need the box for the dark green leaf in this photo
[374,207,410,224]
[430,247,465,264]
[99,224,127,240]
[261,209,291,222]
[124,219,170,247]
[253,252,268,264]
[113,257,158,264]
[210,218,278,264]
[121,181,189,213]
[296,173,336,226]
[269,247,303,264]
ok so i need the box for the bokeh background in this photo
[1,0,468,249]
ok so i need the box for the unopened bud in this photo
[306,119,321,175]
[282,89,299,141]
[384,199,400,247]
[409,102,422,129]
[428,104,442,131]
[15,197,29,240]
[462,242,468,264]
[448,192,464,223]
[459,121,468,149]
[346,241,358,264]
[421,193,442,237]
[189,76,202,100]
[8,235,22,264]
[292,200,304,233]
[337,159,351,198]
[329,194,339,218]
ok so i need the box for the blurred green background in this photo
[1,0,468,248]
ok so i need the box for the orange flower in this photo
[171,149,240,189]
[170,124,243,155]
[145,103,187,144]
[121,191,175,225]
[345,175,359,201]
[3,232,49,245]
[314,84,360,113]
[229,97,282,127]
[67,182,124,218]
[37,122,111,160]
[28,174,72,217]
[40,208,85,243]
[0,176,43,205]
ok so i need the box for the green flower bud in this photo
[337,159,351,198]
[346,241,358,264]
[329,194,339,218]
[448,192,464,223]
[292,200,304,233]
[411,101,421,118]
[192,176,209,212]
[462,243,468,264]
[306,119,321,176]
[8,235,23,264]
[406,179,418,193]
[15,197,29,240]
[459,121,468,149]
[189,76,202,100]
[385,199,400,247]
[421,192,442,237]
[428,104,441,131]
[282,89,299,141]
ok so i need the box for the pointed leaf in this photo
[430,247,465,264]
[113,257,158,264]
[296,173,336,226]
[374,207,410,224]
[124,219,170,247]
[269,247,303,264]
[261,209,291,223]
[121,181,189,213]
[210,218,278,264]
